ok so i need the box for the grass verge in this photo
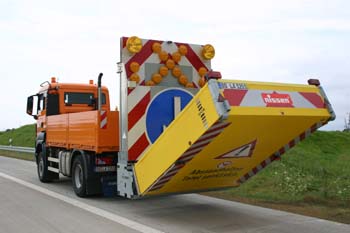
[0,150,34,161]
[0,124,35,147]
[203,192,350,224]
[203,131,350,224]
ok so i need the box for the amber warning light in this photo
[205,71,222,81]
[308,79,320,86]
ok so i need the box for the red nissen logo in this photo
[261,92,294,107]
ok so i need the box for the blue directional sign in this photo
[146,89,193,143]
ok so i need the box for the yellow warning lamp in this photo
[152,73,163,84]
[178,45,188,56]
[129,62,140,73]
[308,79,321,86]
[145,80,155,86]
[186,82,194,88]
[126,36,143,53]
[178,74,188,86]
[198,67,208,77]
[152,42,162,53]
[202,44,215,60]
[158,51,169,61]
[172,52,181,63]
[166,59,175,70]
[130,73,140,83]
[159,66,169,77]
[51,77,57,83]
[198,77,206,87]
[172,66,182,78]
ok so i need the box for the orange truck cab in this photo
[26,75,119,196]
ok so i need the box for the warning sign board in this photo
[216,140,257,159]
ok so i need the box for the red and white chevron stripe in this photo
[222,88,326,109]
[237,121,325,184]
[127,86,151,161]
[147,120,231,192]
[100,110,107,129]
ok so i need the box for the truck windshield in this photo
[64,92,106,105]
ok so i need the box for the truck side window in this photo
[102,93,106,105]
[64,92,94,105]
[47,94,59,116]
[64,92,106,105]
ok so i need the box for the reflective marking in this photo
[100,110,107,129]
[128,115,146,150]
[163,97,181,132]
[147,121,230,192]
[128,87,151,114]
[0,172,164,233]
[174,97,181,118]
[256,164,263,171]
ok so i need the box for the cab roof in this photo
[38,81,109,93]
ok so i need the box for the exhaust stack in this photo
[97,73,103,111]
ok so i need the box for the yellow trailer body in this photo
[134,79,333,196]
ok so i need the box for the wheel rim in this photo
[38,155,44,178]
[74,164,83,189]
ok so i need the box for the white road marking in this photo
[0,172,164,233]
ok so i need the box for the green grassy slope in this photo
[210,131,350,205]
[0,124,35,147]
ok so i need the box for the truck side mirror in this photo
[27,95,39,119]
[26,96,34,115]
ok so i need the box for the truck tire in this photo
[37,151,57,182]
[72,155,87,197]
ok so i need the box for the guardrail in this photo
[0,145,35,153]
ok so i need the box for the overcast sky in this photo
[1,0,349,131]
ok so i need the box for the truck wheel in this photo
[37,151,56,182]
[72,155,87,197]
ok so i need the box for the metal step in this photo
[48,157,59,163]
[48,166,59,173]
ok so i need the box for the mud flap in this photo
[101,176,118,197]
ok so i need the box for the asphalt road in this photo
[0,156,349,233]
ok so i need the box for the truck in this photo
[26,36,335,198]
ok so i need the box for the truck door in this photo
[37,93,47,133]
